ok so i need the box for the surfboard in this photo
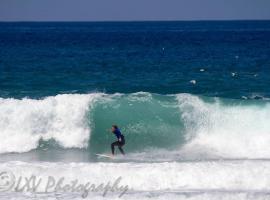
[95,154,113,159]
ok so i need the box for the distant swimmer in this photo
[111,125,125,156]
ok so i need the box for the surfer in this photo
[111,125,125,156]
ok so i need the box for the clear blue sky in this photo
[0,0,270,21]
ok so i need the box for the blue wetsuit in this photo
[111,128,125,155]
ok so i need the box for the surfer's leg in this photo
[111,141,118,155]
[118,146,125,155]
[118,139,125,155]
[111,141,125,155]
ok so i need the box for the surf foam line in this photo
[1,160,270,192]
[0,94,102,153]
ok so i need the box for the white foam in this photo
[231,72,237,77]
[177,94,270,158]
[190,80,196,85]
[0,94,101,153]
[1,160,270,194]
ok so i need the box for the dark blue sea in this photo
[1,21,270,99]
[0,21,270,200]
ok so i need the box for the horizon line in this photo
[0,19,270,23]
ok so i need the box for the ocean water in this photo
[0,21,270,199]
